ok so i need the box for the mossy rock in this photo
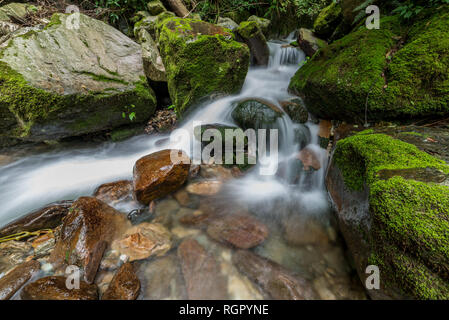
[235,21,269,66]
[147,0,166,16]
[327,128,449,299]
[231,98,283,130]
[247,15,271,38]
[313,1,342,39]
[290,9,449,122]
[0,13,156,146]
[158,17,250,116]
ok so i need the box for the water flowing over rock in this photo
[50,197,128,283]
[232,250,318,300]
[111,223,171,262]
[101,262,140,300]
[297,28,327,57]
[0,13,156,146]
[235,21,270,66]
[133,149,190,205]
[0,200,72,237]
[0,260,40,300]
[21,276,98,300]
[327,127,449,299]
[186,180,223,196]
[157,17,249,115]
[297,147,322,171]
[177,238,227,299]
[232,98,283,130]
[207,214,269,249]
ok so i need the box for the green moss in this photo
[44,13,63,30]
[290,8,449,122]
[236,21,260,39]
[313,1,342,38]
[158,17,249,116]
[334,133,448,191]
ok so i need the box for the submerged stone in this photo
[21,276,98,300]
[101,262,140,300]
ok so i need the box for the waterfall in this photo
[0,38,329,227]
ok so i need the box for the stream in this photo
[0,35,367,299]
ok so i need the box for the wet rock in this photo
[174,190,190,207]
[177,238,227,299]
[282,214,329,246]
[232,250,318,300]
[32,232,56,258]
[154,199,180,228]
[0,241,33,274]
[140,254,187,299]
[21,276,98,300]
[133,149,190,205]
[101,262,140,300]
[297,146,322,171]
[200,164,235,180]
[232,98,283,130]
[93,180,133,205]
[186,180,223,196]
[179,209,212,228]
[207,214,268,249]
[280,98,309,124]
[0,200,72,238]
[297,28,327,57]
[111,223,171,262]
[0,260,40,300]
[235,21,269,66]
[50,197,128,283]
[217,17,238,30]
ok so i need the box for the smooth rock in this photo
[232,250,318,300]
[297,147,322,171]
[0,260,40,300]
[177,238,227,299]
[186,180,223,196]
[21,276,98,300]
[101,262,140,300]
[297,28,327,57]
[133,149,190,205]
[111,223,171,262]
[217,17,238,30]
[207,214,268,249]
[93,180,133,205]
[0,241,33,274]
[232,98,283,130]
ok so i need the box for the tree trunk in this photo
[166,0,190,18]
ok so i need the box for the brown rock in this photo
[232,250,318,300]
[207,214,268,249]
[179,210,211,228]
[101,263,140,300]
[133,149,190,205]
[177,238,227,300]
[200,164,234,180]
[297,147,322,171]
[93,180,133,205]
[111,223,171,262]
[297,28,327,57]
[282,214,329,246]
[174,190,190,206]
[318,120,332,139]
[0,260,41,300]
[50,197,128,283]
[186,180,223,196]
[21,276,98,300]
[0,200,72,238]
[0,241,33,274]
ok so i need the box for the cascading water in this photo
[0,36,327,227]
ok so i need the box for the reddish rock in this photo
[0,260,41,300]
[297,147,322,171]
[50,197,128,283]
[186,180,223,196]
[207,214,268,249]
[111,223,171,262]
[133,149,190,205]
[93,180,133,205]
[21,276,98,300]
[232,250,318,300]
[174,190,190,206]
[0,201,72,238]
[177,239,227,300]
[179,210,212,228]
[101,263,140,300]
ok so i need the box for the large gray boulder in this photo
[0,13,156,145]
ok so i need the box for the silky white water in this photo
[0,37,329,227]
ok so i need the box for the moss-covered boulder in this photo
[313,1,342,39]
[232,98,283,130]
[217,17,238,31]
[158,17,249,116]
[147,0,166,16]
[235,21,269,66]
[297,28,327,57]
[327,126,449,299]
[0,13,156,146]
[280,98,309,124]
[247,15,271,38]
[289,9,449,122]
